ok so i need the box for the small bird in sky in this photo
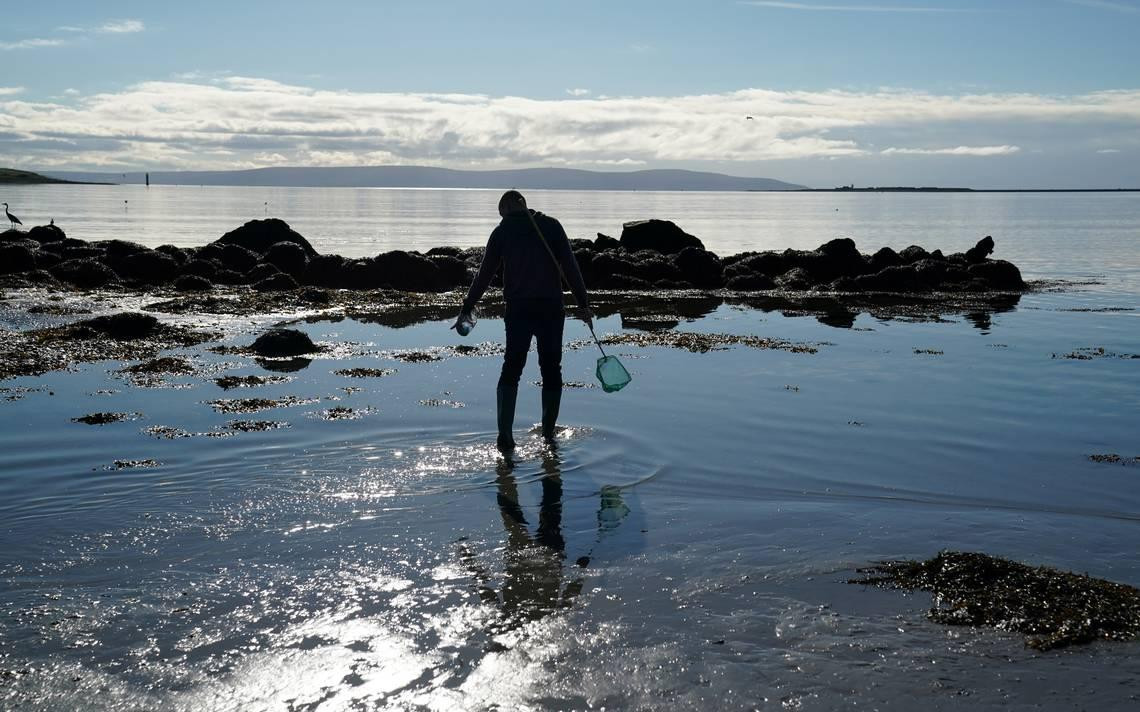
[746,116,754,120]
[3,203,22,229]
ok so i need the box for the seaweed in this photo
[333,367,397,378]
[213,374,289,390]
[850,551,1140,650]
[72,412,142,425]
[593,331,821,354]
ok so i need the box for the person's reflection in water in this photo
[459,449,603,639]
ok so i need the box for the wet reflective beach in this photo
[1,279,1138,709]
[1,187,1139,709]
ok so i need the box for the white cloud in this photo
[0,87,25,96]
[0,38,66,50]
[1097,148,1121,153]
[741,1,963,12]
[63,88,81,96]
[566,88,591,97]
[1063,0,1140,14]
[1,79,1138,171]
[98,19,145,34]
[882,145,1022,156]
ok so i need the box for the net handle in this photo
[525,210,607,359]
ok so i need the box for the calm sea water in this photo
[3,184,1139,289]
[1,188,1138,710]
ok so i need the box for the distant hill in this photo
[0,168,87,185]
[42,166,806,192]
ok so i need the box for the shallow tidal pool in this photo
[1,284,1139,711]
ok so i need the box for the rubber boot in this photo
[496,384,517,452]
[541,388,561,442]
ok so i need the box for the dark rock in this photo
[27,224,66,243]
[119,251,181,285]
[93,239,149,263]
[727,273,776,291]
[899,245,929,264]
[775,267,814,290]
[426,246,463,258]
[372,250,443,291]
[245,263,281,283]
[218,244,260,273]
[250,328,318,357]
[62,246,105,261]
[51,259,119,288]
[913,259,948,289]
[174,274,213,292]
[853,265,920,292]
[263,241,309,278]
[929,249,945,261]
[214,219,317,257]
[253,273,299,292]
[818,237,861,262]
[213,269,246,286]
[620,219,704,254]
[594,233,621,251]
[0,244,37,274]
[34,250,61,270]
[182,259,220,281]
[968,259,1025,290]
[869,246,903,271]
[156,244,188,264]
[965,236,995,263]
[428,254,469,289]
[76,312,159,339]
[570,238,595,251]
[735,251,786,277]
[672,247,724,288]
[195,244,226,263]
[304,254,349,288]
[1,228,26,244]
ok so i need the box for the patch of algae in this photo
[850,551,1140,650]
[594,331,821,354]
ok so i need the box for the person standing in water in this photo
[453,190,592,452]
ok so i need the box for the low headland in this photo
[0,168,91,185]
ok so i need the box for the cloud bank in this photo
[1,77,1137,172]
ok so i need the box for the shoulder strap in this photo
[525,211,572,295]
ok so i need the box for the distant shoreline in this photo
[791,187,1140,194]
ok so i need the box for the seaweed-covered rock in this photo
[76,312,160,339]
[968,259,1025,290]
[869,246,903,271]
[245,262,281,283]
[94,239,150,262]
[51,258,119,288]
[620,219,704,255]
[429,254,469,289]
[174,274,214,292]
[965,235,995,263]
[250,328,318,357]
[27,224,66,243]
[775,267,814,290]
[253,273,299,292]
[372,250,443,291]
[34,249,62,270]
[899,245,930,264]
[213,268,246,286]
[851,551,1140,650]
[304,254,348,288]
[672,247,724,288]
[214,219,317,257]
[119,251,181,285]
[426,246,463,258]
[594,233,621,251]
[182,259,220,281]
[0,243,37,274]
[727,273,776,291]
[156,244,189,264]
[263,241,309,278]
[218,244,260,273]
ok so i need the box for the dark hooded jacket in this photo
[462,210,589,312]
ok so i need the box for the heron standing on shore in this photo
[3,203,22,230]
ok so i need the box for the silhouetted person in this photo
[454,191,592,452]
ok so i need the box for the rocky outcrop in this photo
[0,219,1027,295]
[250,328,318,357]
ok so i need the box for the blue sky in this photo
[2,0,1139,187]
